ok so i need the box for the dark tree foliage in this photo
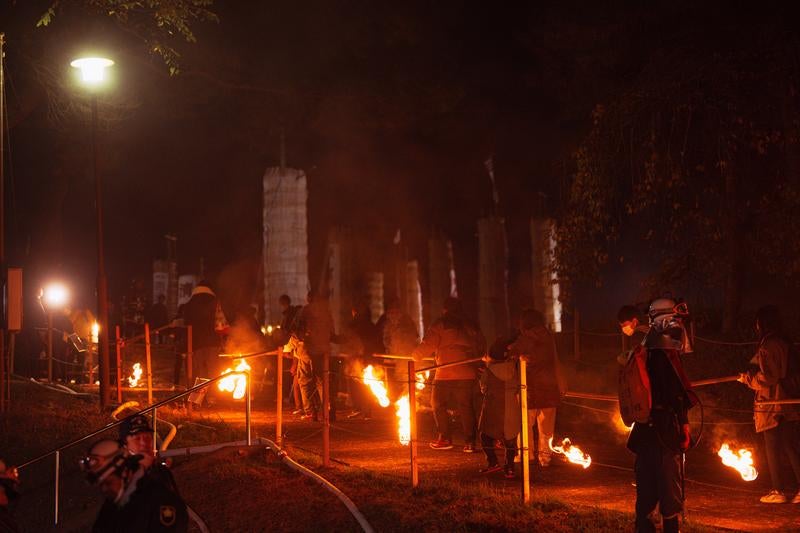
[37,0,218,74]
[554,15,800,332]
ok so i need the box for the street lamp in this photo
[40,282,69,382]
[71,55,113,407]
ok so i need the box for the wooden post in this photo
[519,358,531,503]
[7,332,15,405]
[87,340,95,385]
[115,326,122,404]
[408,360,419,488]
[621,331,627,354]
[47,312,53,382]
[573,309,581,361]
[276,350,284,446]
[145,323,153,405]
[185,326,193,388]
[322,352,330,467]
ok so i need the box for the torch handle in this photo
[690,375,739,387]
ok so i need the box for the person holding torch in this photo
[737,305,800,504]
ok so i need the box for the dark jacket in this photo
[92,475,188,533]
[182,291,217,350]
[627,348,692,454]
[507,327,563,408]
[298,299,334,355]
[279,305,302,343]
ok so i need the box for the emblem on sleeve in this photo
[160,505,176,526]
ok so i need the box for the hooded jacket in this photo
[743,334,799,433]
[182,286,218,350]
[507,326,563,408]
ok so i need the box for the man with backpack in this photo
[738,305,800,504]
[620,299,696,533]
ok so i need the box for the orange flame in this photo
[362,365,391,407]
[217,359,251,400]
[415,370,430,391]
[717,443,758,481]
[127,363,143,387]
[549,437,592,469]
[395,394,410,445]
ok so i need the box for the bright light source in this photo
[266,325,274,335]
[42,283,69,310]
[91,322,100,344]
[70,57,114,86]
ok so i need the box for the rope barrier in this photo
[693,335,758,347]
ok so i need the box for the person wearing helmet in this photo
[120,415,180,495]
[82,438,188,532]
[0,458,20,532]
[627,297,696,533]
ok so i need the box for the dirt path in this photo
[200,401,800,533]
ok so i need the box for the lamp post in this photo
[41,283,69,382]
[70,56,113,407]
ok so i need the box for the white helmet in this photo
[648,298,676,321]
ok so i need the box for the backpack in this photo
[618,342,652,426]
[780,344,800,398]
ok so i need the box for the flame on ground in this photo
[127,363,143,387]
[395,394,410,445]
[362,365,391,407]
[549,437,592,469]
[415,370,430,391]
[217,359,251,400]
[718,443,758,481]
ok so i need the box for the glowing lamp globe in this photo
[42,283,69,310]
[70,57,114,86]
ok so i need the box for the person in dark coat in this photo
[341,304,383,419]
[182,282,221,380]
[507,309,564,467]
[119,415,179,495]
[82,439,187,533]
[626,298,695,533]
[478,340,520,478]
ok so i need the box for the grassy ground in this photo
[0,380,660,532]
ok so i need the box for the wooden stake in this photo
[519,358,531,503]
[323,352,330,467]
[145,323,153,405]
[115,326,122,404]
[573,309,581,361]
[408,360,419,488]
[186,325,193,388]
[276,350,284,446]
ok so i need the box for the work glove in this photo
[679,423,691,451]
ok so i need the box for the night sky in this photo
[2,1,798,326]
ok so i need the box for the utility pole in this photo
[0,33,6,413]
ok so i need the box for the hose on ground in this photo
[260,438,375,533]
